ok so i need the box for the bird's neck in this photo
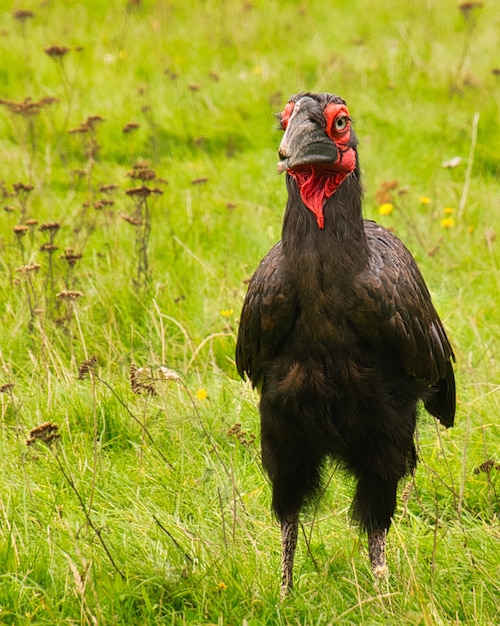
[282,172,369,274]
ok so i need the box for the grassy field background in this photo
[0,1,499,624]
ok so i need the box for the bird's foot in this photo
[368,528,388,579]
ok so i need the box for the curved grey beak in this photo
[277,97,338,174]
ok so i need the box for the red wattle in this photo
[290,158,354,229]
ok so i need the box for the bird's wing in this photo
[349,221,455,425]
[236,241,296,388]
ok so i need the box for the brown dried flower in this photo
[13,224,29,236]
[16,263,41,274]
[0,382,15,393]
[473,459,500,475]
[61,249,82,267]
[123,121,140,133]
[130,364,156,395]
[99,183,119,193]
[78,355,97,379]
[13,182,34,194]
[40,243,58,252]
[226,422,256,446]
[39,221,61,233]
[127,162,156,182]
[57,290,83,301]
[44,45,70,58]
[13,9,35,21]
[120,213,142,226]
[26,421,60,446]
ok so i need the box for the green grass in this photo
[0,0,499,623]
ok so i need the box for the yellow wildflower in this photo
[419,196,431,205]
[218,581,228,591]
[378,203,393,216]
[220,308,234,317]
[196,388,208,401]
[443,207,455,214]
[440,217,455,229]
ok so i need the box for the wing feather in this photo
[350,221,455,425]
[236,242,296,388]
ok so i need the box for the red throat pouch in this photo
[290,149,356,229]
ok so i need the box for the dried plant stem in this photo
[458,111,479,221]
[95,375,174,469]
[176,377,248,515]
[50,445,124,580]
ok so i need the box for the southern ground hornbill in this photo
[235,92,455,597]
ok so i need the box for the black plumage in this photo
[235,92,455,596]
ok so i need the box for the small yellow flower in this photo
[252,66,262,75]
[467,225,475,233]
[196,388,208,401]
[220,308,234,317]
[419,196,431,205]
[378,203,394,216]
[443,207,455,214]
[218,581,228,591]
[440,217,455,229]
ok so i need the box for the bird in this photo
[235,92,455,598]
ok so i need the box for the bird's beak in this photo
[277,99,338,174]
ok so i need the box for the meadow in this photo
[0,0,499,623]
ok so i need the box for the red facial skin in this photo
[280,101,356,229]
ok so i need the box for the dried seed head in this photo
[13,182,34,194]
[86,115,105,129]
[120,213,142,226]
[39,221,61,233]
[68,125,90,134]
[125,186,152,198]
[93,199,114,210]
[130,364,156,395]
[122,121,140,133]
[40,243,59,252]
[26,421,60,446]
[44,45,70,58]
[39,96,59,107]
[4,205,15,213]
[16,263,41,274]
[0,382,15,393]
[78,355,97,379]
[99,183,119,193]
[473,459,500,475]
[226,422,255,446]
[127,161,156,181]
[13,224,29,236]
[57,290,83,301]
[459,1,483,17]
[191,177,209,185]
[61,249,82,266]
[26,218,39,226]
[13,9,35,21]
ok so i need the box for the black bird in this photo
[235,92,455,597]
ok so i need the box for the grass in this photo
[0,0,499,623]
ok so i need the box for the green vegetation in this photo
[0,1,498,623]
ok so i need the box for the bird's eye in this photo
[334,116,348,132]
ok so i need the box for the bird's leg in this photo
[280,514,299,599]
[368,528,388,579]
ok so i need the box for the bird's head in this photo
[277,93,358,229]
